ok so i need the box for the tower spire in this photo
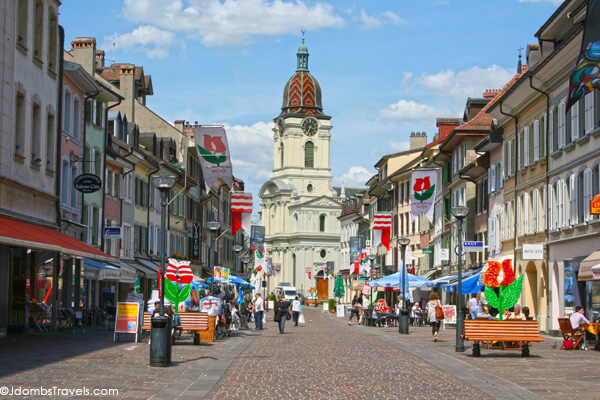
[296,33,309,72]
[517,46,523,73]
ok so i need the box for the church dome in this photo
[280,40,324,117]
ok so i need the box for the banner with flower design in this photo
[483,259,523,321]
[411,169,438,223]
[165,258,193,311]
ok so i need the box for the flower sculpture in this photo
[164,258,192,311]
[483,259,523,321]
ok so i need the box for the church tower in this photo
[259,39,341,299]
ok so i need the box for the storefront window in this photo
[591,281,600,322]
[564,263,575,311]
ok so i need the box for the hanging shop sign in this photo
[440,248,450,261]
[73,173,102,193]
[103,226,121,239]
[522,244,544,260]
[192,223,200,260]
[591,194,600,215]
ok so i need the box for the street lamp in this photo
[368,253,376,306]
[451,206,469,353]
[207,221,221,296]
[241,253,250,271]
[233,244,243,275]
[149,174,177,367]
[398,237,410,334]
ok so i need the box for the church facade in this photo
[259,41,342,298]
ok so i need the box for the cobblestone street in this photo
[2,307,600,399]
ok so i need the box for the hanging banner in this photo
[231,192,253,235]
[350,236,363,274]
[566,0,600,112]
[411,169,437,223]
[250,225,265,252]
[193,126,233,192]
[373,213,392,250]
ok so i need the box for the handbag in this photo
[298,313,305,325]
[435,302,445,320]
[287,311,291,320]
[563,338,574,350]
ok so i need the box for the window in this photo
[46,113,55,171]
[577,171,585,224]
[33,0,43,59]
[92,206,99,245]
[94,149,101,177]
[73,97,80,139]
[551,106,558,152]
[596,90,600,129]
[71,165,77,208]
[540,115,546,158]
[47,11,57,71]
[320,249,326,259]
[566,104,573,145]
[95,101,103,127]
[532,190,539,233]
[64,90,71,133]
[31,103,41,163]
[61,160,69,204]
[17,0,28,47]
[533,120,539,162]
[578,97,586,139]
[304,141,314,168]
[583,168,592,222]
[280,143,284,168]
[519,128,525,169]
[85,99,92,123]
[15,92,25,156]
[528,124,534,165]
[319,215,325,232]
[559,102,566,148]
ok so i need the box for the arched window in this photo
[280,143,284,168]
[73,96,80,140]
[319,214,325,232]
[64,89,71,134]
[304,141,314,168]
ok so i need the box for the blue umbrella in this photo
[191,280,208,289]
[368,271,432,288]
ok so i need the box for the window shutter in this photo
[559,102,566,147]
[499,160,504,188]
[585,168,592,222]
[533,120,540,161]
[523,126,529,166]
[572,100,579,140]
[548,184,554,230]
[585,92,594,134]
[540,116,546,157]
[570,174,577,225]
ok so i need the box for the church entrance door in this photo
[316,278,328,300]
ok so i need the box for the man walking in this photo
[254,293,264,330]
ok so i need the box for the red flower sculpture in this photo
[413,177,431,192]
[484,259,515,287]
[165,259,193,284]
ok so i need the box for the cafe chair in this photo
[558,317,584,350]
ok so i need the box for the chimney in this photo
[410,131,427,150]
[70,37,96,75]
[436,118,460,141]
[483,89,500,98]
[119,64,135,121]
[95,50,105,69]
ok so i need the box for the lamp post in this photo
[241,253,250,273]
[207,221,221,296]
[368,253,376,306]
[398,237,410,334]
[233,244,242,275]
[451,206,469,353]
[149,174,177,367]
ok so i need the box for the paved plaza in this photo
[0,308,599,399]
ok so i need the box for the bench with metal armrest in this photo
[142,312,216,345]
[462,319,544,357]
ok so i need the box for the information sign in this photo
[463,241,484,252]
[113,302,140,342]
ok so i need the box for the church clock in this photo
[301,118,318,136]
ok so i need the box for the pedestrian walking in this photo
[348,295,361,325]
[291,296,301,326]
[426,292,443,342]
[274,295,290,334]
[468,293,480,320]
[254,293,264,330]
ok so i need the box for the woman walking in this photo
[427,292,443,342]
[274,295,290,334]
[291,296,302,326]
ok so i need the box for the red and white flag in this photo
[373,212,392,250]
[231,192,252,235]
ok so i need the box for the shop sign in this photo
[442,305,457,324]
[522,244,544,260]
[591,194,600,215]
[463,241,484,253]
[100,268,121,281]
[82,269,98,280]
[423,248,433,254]
[192,223,200,260]
[73,173,102,193]
[103,226,121,239]
[592,265,600,280]
[119,265,137,283]
[440,248,450,261]
[113,302,140,342]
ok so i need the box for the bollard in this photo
[149,315,169,367]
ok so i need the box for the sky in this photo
[59,0,563,205]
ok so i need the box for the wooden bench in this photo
[141,312,216,345]
[305,298,320,307]
[462,320,544,357]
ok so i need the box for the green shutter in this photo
[304,142,314,168]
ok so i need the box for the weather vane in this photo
[301,29,305,43]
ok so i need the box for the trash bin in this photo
[399,308,410,334]
[149,315,169,367]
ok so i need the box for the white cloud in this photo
[417,65,513,101]
[380,99,450,121]
[104,25,175,59]
[388,140,409,152]
[122,0,344,47]
[518,0,562,4]
[334,166,372,187]
[359,9,407,30]
[225,120,274,192]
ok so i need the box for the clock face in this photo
[277,119,284,134]
[301,118,318,136]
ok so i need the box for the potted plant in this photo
[328,298,336,313]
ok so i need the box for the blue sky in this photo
[60,0,562,199]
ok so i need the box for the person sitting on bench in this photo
[476,305,495,320]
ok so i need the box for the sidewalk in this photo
[0,327,258,400]
[340,316,600,399]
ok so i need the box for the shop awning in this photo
[84,258,119,281]
[125,261,158,280]
[578,250,600,281]
[136,258,160,273]
[0,215,116,263]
